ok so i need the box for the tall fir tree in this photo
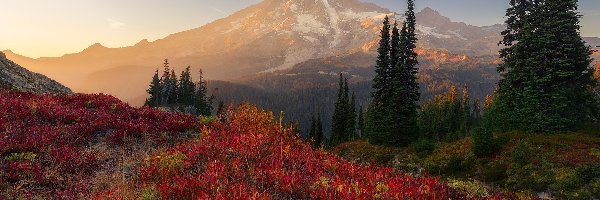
[167,69,179,105]
[194,69,213,116]
[390,22,401,74]
[145,70,161,107]
[357,105,364,138]
[347,93,357,140]
[371,16,392,105]
[472,99,482,125]
[460,86,472,133]
[315,114,324,148]
[389,0,420,146]
[309,114,317,143]
[365,15,395,146]
[331,74,351,146]
[178,66,196,105]
[159,59,172,105]
[493,0,597,132]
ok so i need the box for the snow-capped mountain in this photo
[4,0,508,105]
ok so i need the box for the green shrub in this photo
[4,152,37,162]
[591,178,600,198]
[591,148,600,159]
[471,127,499,157]
[413,138,436,157]
[506,162,554,192]
[575,164,600,183]
[511,141,532,166]
[447,179,489,197]
[481,161,508,183]
[550,168,584,195]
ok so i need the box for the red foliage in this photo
[137,104,477,199]
[0,91,198,198]
[0,91,494,199]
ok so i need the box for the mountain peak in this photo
[82,43,107,53]
[135,39,150,46]
[418,7,441,16]
[89,43,105,48]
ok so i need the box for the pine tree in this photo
[472,99,482,124]
[372,16,392,103]
[159,59,171,105]
[145,70,161,107]
[194,69,213,116]
[315,114,324,148]
[390,22,401,73]
[309,114,317,143]
[460,86,472,133]
[346,89,357,140]
[331,74,350,146]
[357,105,364,138]
[390,0,420,146]
[178,66,196,106]
[594,65,600,101]
[167,69,178,105]
[493,0,597,132]
[365,15,395,146]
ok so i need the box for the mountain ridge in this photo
[2,1,597,105]
[0,52,72,94]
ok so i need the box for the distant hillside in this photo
[0,52,71,94]
[2,0,507,105]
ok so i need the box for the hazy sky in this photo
[1,0,599,58]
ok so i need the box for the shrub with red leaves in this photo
[137,104,484,199]
[0,91,198,198]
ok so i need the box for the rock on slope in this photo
[0,52,71,94]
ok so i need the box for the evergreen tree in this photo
[447,86,461,133]
[493,0,597,132]
[145,70,161,107]
[178,66,196,105]
[460,86,472,133]
[194,69,213,116]
[594,65,600,101]
[390,0,420,146]
[159,59,172,105]
[365,15,395,146]
[343,85,356,142]
[372,16,392,103]
[357,105,364,138]
[331,74,351,146]
[309,114,317,143]
[315,114,324,148]
[167,69,179,105]
[390,22,401,73]
[472,99,482,124]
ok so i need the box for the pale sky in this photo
[1,0,599,58]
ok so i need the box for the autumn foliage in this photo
[1,91,497,199]
[0,91,198,198]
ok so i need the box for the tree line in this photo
[365,0,420,147]
[145,59,213,116]
[316,0,599,152]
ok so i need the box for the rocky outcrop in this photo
[0,52,72,94]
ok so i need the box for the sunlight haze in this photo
[1,0,599,58]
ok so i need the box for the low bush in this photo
[471,127,500,157]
